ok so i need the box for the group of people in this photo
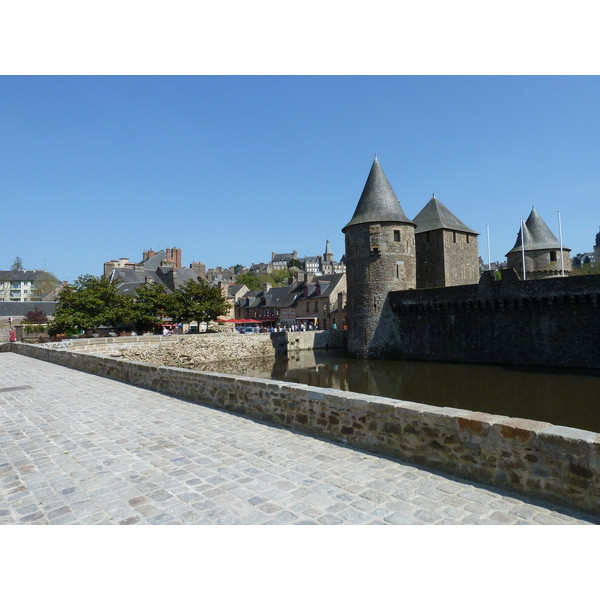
[267,322,317,333]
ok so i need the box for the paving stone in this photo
[147,513,175,525]
[489,511,520,524]
[0,353,597,527]
[384,512,416,525]
[463,502,493,515]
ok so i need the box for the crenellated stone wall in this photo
[387,270,600,368]
[3,340,599,516]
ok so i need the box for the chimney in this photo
[263,282,272,293]
[168,267,178,290]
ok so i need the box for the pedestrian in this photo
[9,328,16,342]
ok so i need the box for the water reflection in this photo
[199,350,600,433]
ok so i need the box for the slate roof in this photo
[507,207,570,254]
[0,270,53,283]
[142,250,167,270]
[0,301,57,317]
[272,253,295,262]
[309,273,345,298]
[235,274,345,313]
[108,261,201,296]
[413,196,478,235]
[226,284,247,299]
[156,266,199,287]
[343,157,414,232]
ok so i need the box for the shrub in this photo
[22,308,48,324]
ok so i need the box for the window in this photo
[550,251,557,262]
[453,231,457,243]
[394,230,401,242]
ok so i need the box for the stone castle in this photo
[343,157,599,367]
[343,157,481,357]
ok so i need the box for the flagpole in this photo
[486,224,491,271]
[558,210,565,277]
[520,218,526,281]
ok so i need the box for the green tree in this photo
[271,268,291,286]
[168,279,229,328]
[236,272,261,291]
[230,264,245,275]
[30,271,61,301]
[132,282,172,331]
[287,258,302,270]
[11,257,23,271]
[48,274,134,335]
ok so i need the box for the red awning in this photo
[219,318,261,324]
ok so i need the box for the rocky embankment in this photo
[119,333,286,371]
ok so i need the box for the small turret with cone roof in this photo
[506,207,571,279]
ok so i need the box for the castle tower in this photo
[342,157,416,358]
[413,195,480,289]
[506,207,571,279]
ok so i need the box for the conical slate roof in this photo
[413,195,478,235]
[507,207,569,254]
[342,157,414,232]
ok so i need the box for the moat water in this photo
[198,349,600,433]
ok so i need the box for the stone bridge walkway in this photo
[0,353,597,525]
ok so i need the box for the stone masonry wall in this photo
[4,340,599,516]
[388,270,600,368]
[31,330,346,361]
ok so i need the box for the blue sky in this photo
[2,75,599,282]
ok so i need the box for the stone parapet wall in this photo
[3,340,599,516]
[286,330,346,352]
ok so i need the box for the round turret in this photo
[506,208,571,279]
[343,157,416,358]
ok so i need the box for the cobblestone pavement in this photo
[1,353,597,525]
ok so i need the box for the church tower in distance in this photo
[342,157,416,358]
